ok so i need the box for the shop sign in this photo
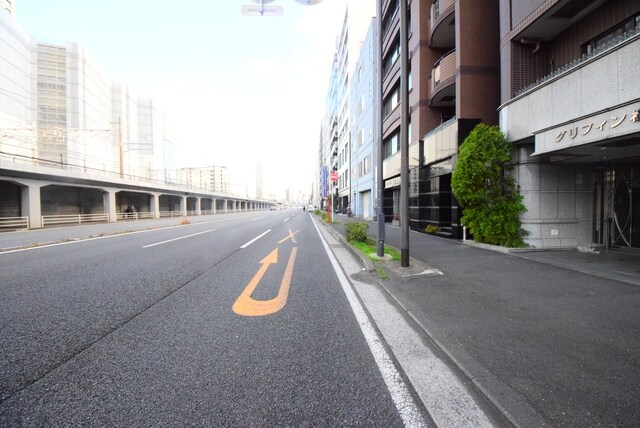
[385,177,401,189]
[534,105,639,156]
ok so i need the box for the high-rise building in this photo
[0,6,34,160]
[0,10,173,184]
[319,1,376,213]
[349,18,378,220]
[499,0,640,249]
[379,0,500,236]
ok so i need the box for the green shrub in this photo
[345,221,369,243]
[425,224,441,234]
[313,209,321,215]
[451,123,526,247]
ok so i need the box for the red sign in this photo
[330,171,338,182]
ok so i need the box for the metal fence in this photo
[0,216,29,230]
[158,211,186,218]
[41,213,110,227]
[116,212,155,221]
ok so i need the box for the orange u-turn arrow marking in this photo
[232,247,298,317]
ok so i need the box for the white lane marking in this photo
[284,217,290,222]
[0,228,162,255]
[0,217,246,255]
[614,270,638,277]
[250,217,264,222]
[311,218,428,428]
[240,229,271,249]
[142,229,217,248]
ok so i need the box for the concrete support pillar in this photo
[225,200,229,214]
[151,193,160,218]
[180,196,187,216]
[104,188,118,222]
[196,197,202,215]
[213,198,217,214]
[21,182,42,229]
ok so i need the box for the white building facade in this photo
[1,8,176,186]
[319,1,376,213]
[349,18,378,220]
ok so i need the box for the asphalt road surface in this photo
[0,210,425,427]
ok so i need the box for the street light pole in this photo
[400,0,410,267]
[376,0,385,257]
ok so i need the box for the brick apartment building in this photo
[380,0,501,238]
[379,0,639,250]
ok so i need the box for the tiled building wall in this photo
[509,0,640,97]
[548,0,640,70]
[456,0,501,124]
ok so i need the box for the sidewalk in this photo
[322,214,640,427]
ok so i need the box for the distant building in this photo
[0,10,173,184]
[319,1,376,213]
[256,161,263,199]
[349,18,378,220]
[178,166,230,194]
[1,0,15,16]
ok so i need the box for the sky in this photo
[15,0,348,200]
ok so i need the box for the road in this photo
[0,210,429,427]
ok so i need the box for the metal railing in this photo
[116,212,155,221]
[0,216,29,230]
[515,29,640,97]
[158,211,186,218]
[41,213,109,227]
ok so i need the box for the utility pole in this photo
[376,0,385,257]
[400,0,410,267]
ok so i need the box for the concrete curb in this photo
[461,240,575,253]
[318,217,546,427]
[320,221,377,273]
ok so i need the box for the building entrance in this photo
[601,160,640,251]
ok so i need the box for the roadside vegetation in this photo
[344,222,401,262]
[451,123,527,248]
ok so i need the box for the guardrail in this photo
[41,213,110,227]
[158,211,186,218]
[0,216,29,230]
[116,212,155,221]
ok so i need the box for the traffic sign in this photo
[241,4,283,16]
[330,171,338,182]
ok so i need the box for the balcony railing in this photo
[432,50,456,91]
[432,0,454,21]
[515,28,640,97]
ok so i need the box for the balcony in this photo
[515,0,606,42]
[430,0,455,49]
[431,50,456,107]
[383,151,400,181]
[499,35,640,162]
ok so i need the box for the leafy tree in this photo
[451,124,527,247]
